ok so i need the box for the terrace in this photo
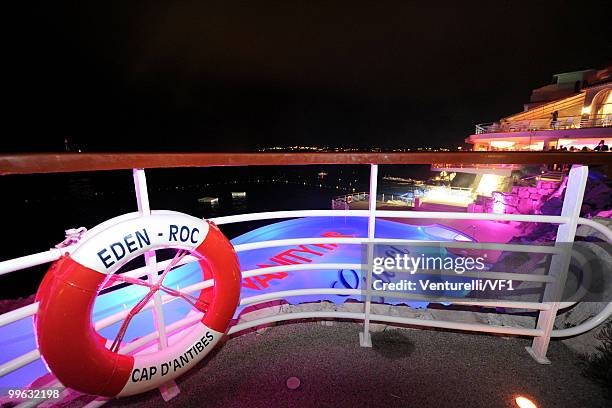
[474,114,612,135]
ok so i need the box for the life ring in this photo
[34,212,241,397]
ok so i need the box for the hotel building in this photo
[466,66,612,151]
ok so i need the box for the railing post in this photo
[526,165,589,364]
[132,169,180,400]
[360,164,378,347]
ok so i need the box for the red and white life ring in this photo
[34,212,241,397]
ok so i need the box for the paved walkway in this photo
[105,322,609,408]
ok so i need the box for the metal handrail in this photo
[2,152,612,176]
[0,210,607,327]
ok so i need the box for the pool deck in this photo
[101,321,609,408]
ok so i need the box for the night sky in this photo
[6,1,611,152]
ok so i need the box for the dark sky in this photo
[6,1,611,152]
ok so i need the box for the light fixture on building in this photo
[526,142,544,151]
[490,141,515,149]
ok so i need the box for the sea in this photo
[0,164,433,298]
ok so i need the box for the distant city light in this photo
[258,145,455,153]
[515,396,537,408]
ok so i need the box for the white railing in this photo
[331,185,471,210]
[331,191,421,209]
[475,113,612,134]
[1,164,611,406]
[331,192,369,209]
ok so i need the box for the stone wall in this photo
[468,179,564,216]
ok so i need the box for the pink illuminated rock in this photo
[518,198,533,214]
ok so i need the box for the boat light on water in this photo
[197,196,219,204]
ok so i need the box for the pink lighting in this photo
[493,200,506,214]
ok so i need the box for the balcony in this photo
[475,114,612,135]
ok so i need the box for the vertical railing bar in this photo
[360,163,377,347]
[132,168,180,400]
[133,169,169,349]
[526,164,589,364]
